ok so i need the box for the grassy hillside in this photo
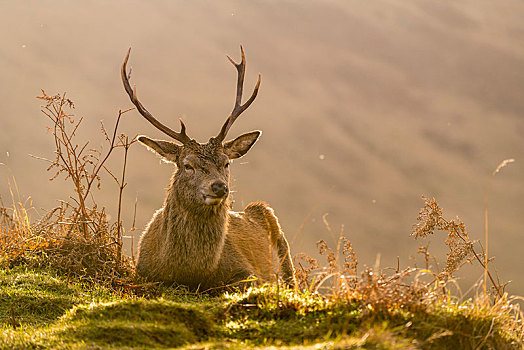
[1,265,522,349]
[0,90,522,348]
[1,188,522,348]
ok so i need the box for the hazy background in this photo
[1,1,523,297]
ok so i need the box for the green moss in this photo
[55,299,215,347]
[0,266,81,327]
[0,268,522,349]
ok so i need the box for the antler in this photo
[216,46,261,142]
[121,48,191,144]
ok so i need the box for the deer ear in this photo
[138,135,181,163]
[223,131,261,159]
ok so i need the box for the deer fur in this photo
[135,136,296,290]
[122,46,295,290]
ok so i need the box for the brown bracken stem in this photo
[115,135,132,263]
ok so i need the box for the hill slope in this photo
[1,266,522,349]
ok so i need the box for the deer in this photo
[121,47,296,291]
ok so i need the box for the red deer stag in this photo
[122,47,295,290]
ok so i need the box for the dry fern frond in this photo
[412,196,503,298]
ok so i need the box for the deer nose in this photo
[211,181,228,197]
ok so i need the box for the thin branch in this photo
[82,109,130,203]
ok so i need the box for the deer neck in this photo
[162,181,229,273]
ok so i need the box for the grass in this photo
[0,265,522,349]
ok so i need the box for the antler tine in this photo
[121,48,191,144]
[216,46,261,142]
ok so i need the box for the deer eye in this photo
[184,163,194,171]
[224,162,230,169]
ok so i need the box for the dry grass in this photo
[484,159,515,296]
[0,92,147,293]
[413,196,506,298]
[292,197,523,343]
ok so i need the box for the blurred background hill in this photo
[1,0,523,297]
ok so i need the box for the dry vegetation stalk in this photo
[0,92,145,292]
[484,159,515,296]
[413,196,504,298]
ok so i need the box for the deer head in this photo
[122,47,261,209]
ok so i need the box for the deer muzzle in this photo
[203,181,228,205]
